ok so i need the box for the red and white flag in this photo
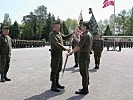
[103,0,114,8]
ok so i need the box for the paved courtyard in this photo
[0,46,133,100]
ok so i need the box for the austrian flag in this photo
[103,0,114,8]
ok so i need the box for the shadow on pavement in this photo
[88,68,97,73]
[65,67,98,73]
[65,66,75,71]
[66,94,85,100]
[65,66,79,73]
[25,89,65,100]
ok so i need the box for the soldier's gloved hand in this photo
[66,48,71,53]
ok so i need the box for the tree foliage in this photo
[103,25,113,36]
[98,7,133,36]
[3,13,11,27]
[1,5,132,39]
[9,21,20,39]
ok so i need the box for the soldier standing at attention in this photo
[118,40,122,52]
[93,35,103,69]
[0,27,12,82]
[49,21,71,92]
[106,40,110,51]
[68,22,93,95]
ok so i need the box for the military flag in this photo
[103,0,114,8]
[78,10,83,25]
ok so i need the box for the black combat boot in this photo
[94,64,99,69]
[94,65,98,69]
[56,79,65,89]
[73,64,78,68]
[1,74,5,82]
[97,64,99,69]
[75,87,89,95]
[51,82,60,92]
[4,75,11,81]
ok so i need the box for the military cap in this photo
[3,26,9,30]
[82,21,90,30]
[52,20,60,25]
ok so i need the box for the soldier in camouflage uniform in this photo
[93,35,103,69]
[49,21,71,92]
[0,27,12,82]
[68,22,93,95]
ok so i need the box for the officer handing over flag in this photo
[49,21,72,92]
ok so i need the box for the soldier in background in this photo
[93,35,103,69]
[118,40,122,51]
[0,27,12,82]
[12,39,15,48]
[131,41,133,48]
[106,40,110,51]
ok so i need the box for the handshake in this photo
[65,48,73,56]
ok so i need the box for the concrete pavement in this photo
[0,46,133,100]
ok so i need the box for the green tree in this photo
[98,19,110,35]
[61,21,69,45]
[115,16,122,35]
[34,5,48,39]
[98,7,133,36]
[21,22,34,40]
[42,13,55,41]
[118,10,127,35]
[125,7,133,35]
[61,21,69,35]
[131,7,133,35]
[103,25,113,36]
[3,13,11,27]
[23,12,37,38]
[9,21,20,39]
[89,15,99,35]
[65,18,78,33]
[109,14,115,35]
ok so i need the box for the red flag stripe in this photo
[103,0,107,4]
[103,1,114,8]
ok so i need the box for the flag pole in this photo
[113,0,116,50]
